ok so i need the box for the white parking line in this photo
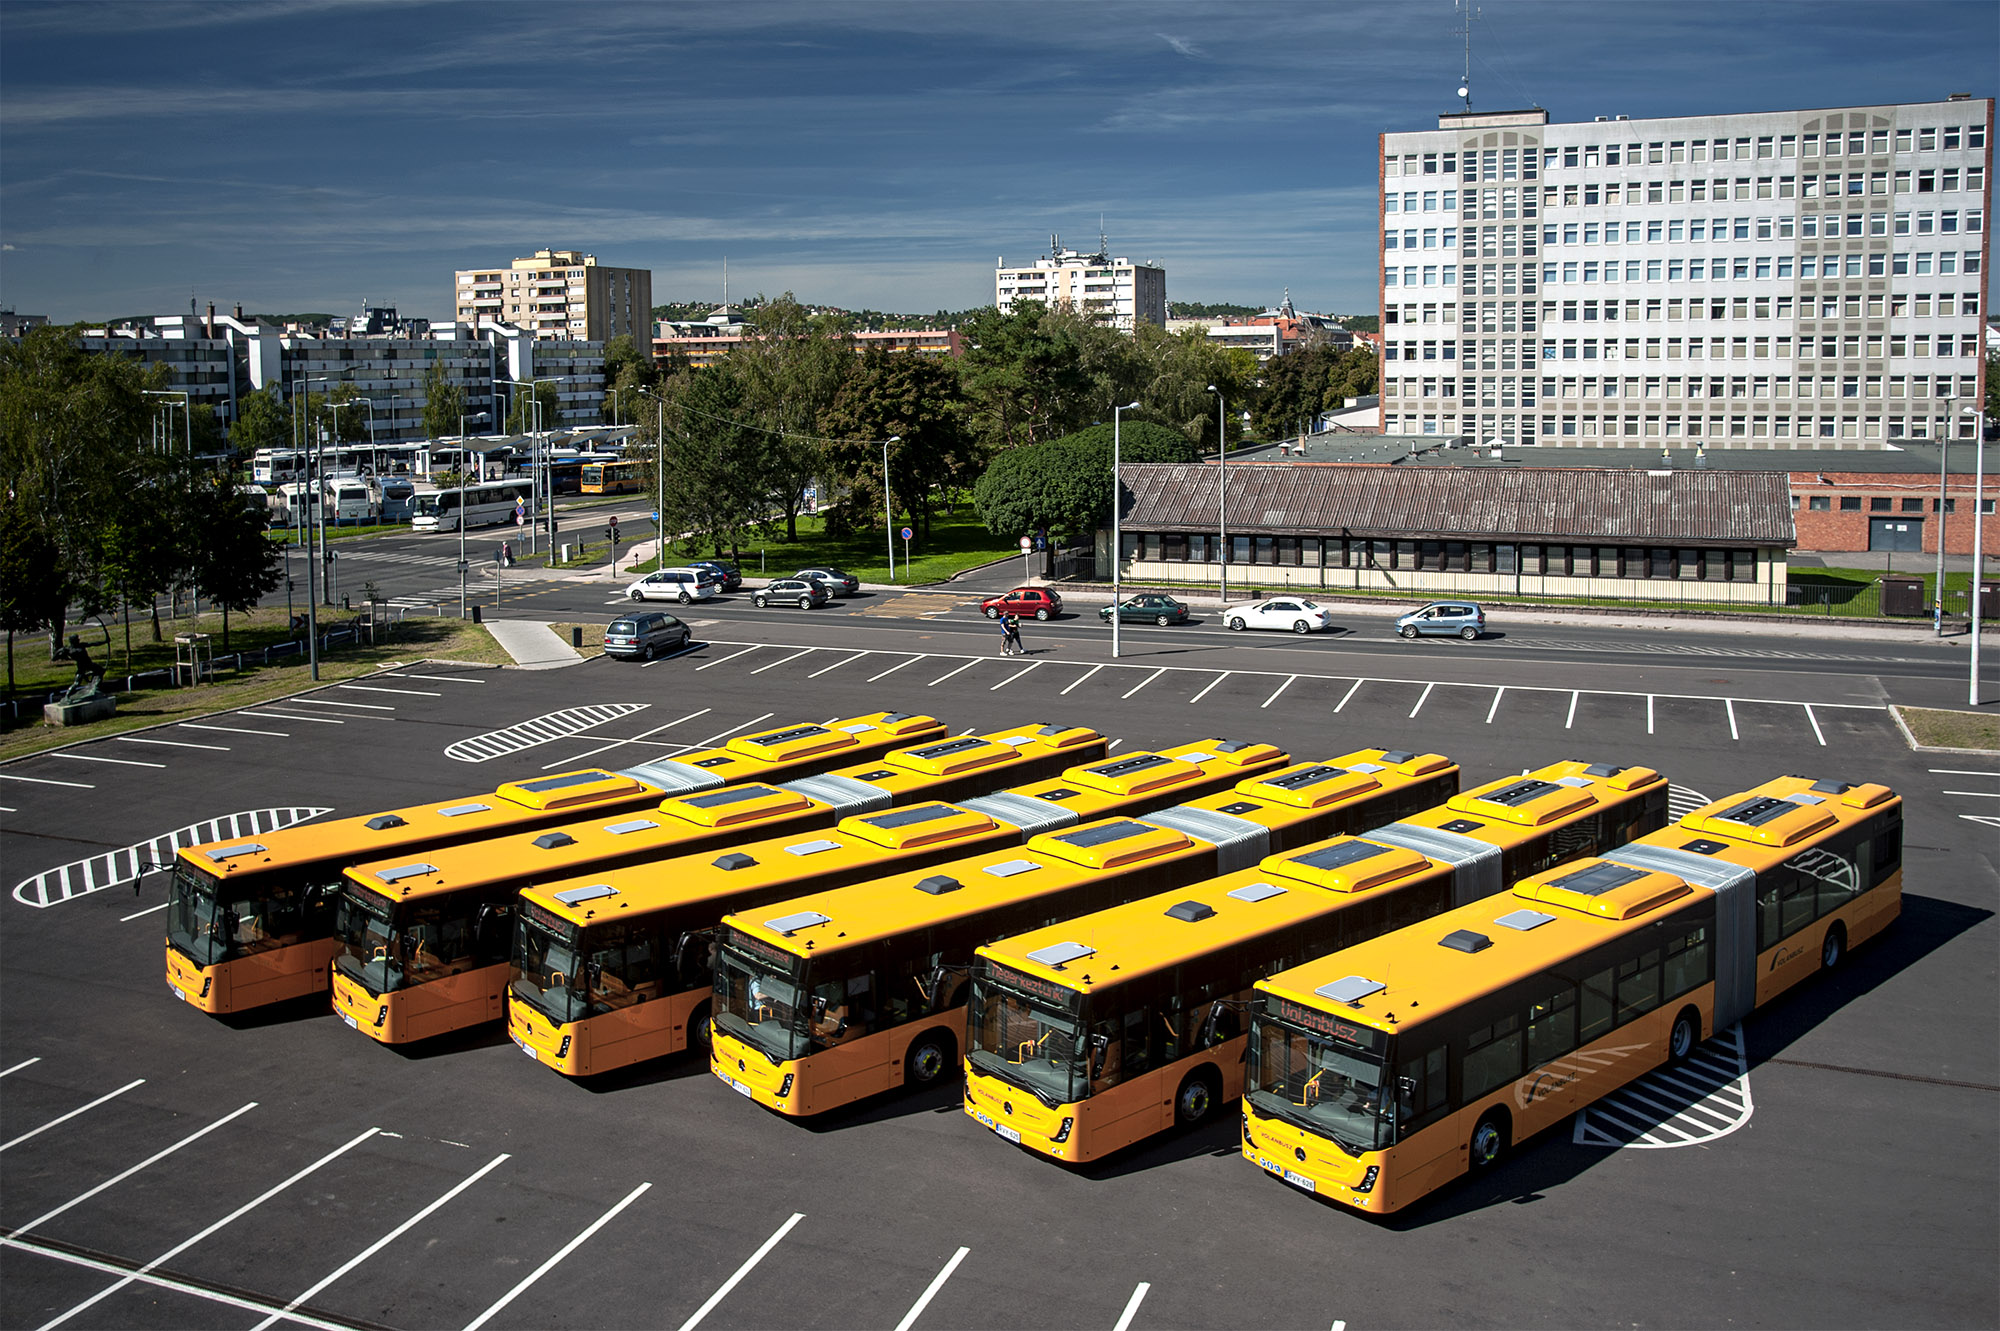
[0,1080,145,1154]
[991,662,1042,691]
[183,724,288,738]
[10,1102,259,1239]
[1408,682,1434,718]
[866,654,923,682]
[1647,695,1656,735]
[1942,789,2000,798]
[679,713,776,752]
[1931,768,2000,776]
[338,684,442,697]
[392,674,486,683]
[117,736,228,751]
[1804,704,1827,746]
[1485,687,1505,724]
[1123,669,1167,700]
[696,645,761,673]
[52,753,165,768]
[675,1211,806,1331]
[1061,664,1105,696]
[1726,698,1739,740]
[120,903,169,922]
[251,1152,512,1331]
[808,651,870,678]
[553,709,713,768]
[894,1246,970,1331]
[928,659,982,688]
[750,648,817,675]
[241,711,346,724]
[462,1181,652,1331]
[1187,672,1230,704]
[0,772,94,788]
[294,699,396,710]
[1262,676,1296,709]
[1334,679,1364,713]
[0,1058,40,1078]
[37,1126,380,1331]
[1565,690,1581,729]
[0,1238,352,1331]
[1113,1283,1151,1331]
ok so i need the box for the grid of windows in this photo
[1124,534,1757,582]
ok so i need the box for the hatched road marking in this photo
[443,704,649,763]
[1573,1025,1753,1150]
[12,806,333,908]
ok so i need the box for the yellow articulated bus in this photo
[506,744,1452,1077]
[1241,773,1902,1215]
[325,721,1104,1048]
[963,759,1673,1164]
[165,710,945,1016]
[710,746,1467,1117]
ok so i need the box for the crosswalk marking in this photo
[444,704,649,763]
[12,807,332,908]
[1573,1025,1753,1149]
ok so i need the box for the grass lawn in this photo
[1894,705,2000,752]
[634,503,1020,585]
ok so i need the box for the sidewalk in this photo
[484,619,584,670]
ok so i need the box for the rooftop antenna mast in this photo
[1099,215,1108,259]
[1456,0,1475,111]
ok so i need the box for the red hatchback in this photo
[980,587,1063,620]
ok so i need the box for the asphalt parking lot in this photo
[3,622,1995,1330]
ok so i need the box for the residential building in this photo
[1379,97,1993,447]
[1167,293,1357,362]
[453,248,652,344]
[651,323,964,369]
[0,309,49,337]
[995,235,1166,330]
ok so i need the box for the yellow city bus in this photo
[323,722,1106,1046]
[963,759,1672,1164]
[1241,773,1902,1214]
[164,710,945,1016]
[710,745,1467,1117]
[579,459,648,494]
[505,745,1451,1077]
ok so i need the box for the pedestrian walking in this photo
[1002,613,1024,657]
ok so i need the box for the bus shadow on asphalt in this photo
[790,1078,969,1133]
[571,1050,715,1094]
[215,991,340,1031]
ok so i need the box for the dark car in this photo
[692,560,743,593]
[755,578,831,609]
[1098,593,1191,626]
[795,566,860,596]
[603,611,691,661]
[981,587,1063,621]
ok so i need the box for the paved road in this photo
[3,559,1995,1330]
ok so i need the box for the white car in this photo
[1225,598,1335,634]
[625,567,719,603]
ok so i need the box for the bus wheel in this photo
[1820,922,1847,971]
[1174,1070,1219,1128]
[1468,1111,1509,1171]
[688,1001,713,1056]
[905,1030,954,1087]
[1668,1007,1701,1064]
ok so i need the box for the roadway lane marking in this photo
[0,1238,353,1331]
[928,659,982,688]
[251,1152,512,1331]
[750,648,817,675]
[36,1126,381,1331]
[695,645,762,673]
[676,1211,805,1331]
[1647,695,1655,735]
[10,1101,260,1239]
[462,1181,653,1331]
[12,805,333,908]
[1408,682,1434,718]
[338,684,442,696]
[120,903,169,922]
[1113,1283,1150,1331]
[241,710,345,724]
[866,655,923,682]
[1123,669,1167,700]
[894,1246,970,1331]
[0,1058,40,1078]
[1565,690,1580,729]
[1,1080,146,1155]
[1334,679,1364,713]
[1061,665,1104,696]
[1804,704,1827,746]
[1485,687,1505,724]
[183,723,288,737]
[554,708,712,768]
[991,662,1042,691]
[52,753,165,768]
[1188,672,1230,704]
[0,772,94,788]
[117,736,228,751]
[444,704,649,763]
[808,651,871,678]
[1726,698,1739,740]
[1262,676,1296,709]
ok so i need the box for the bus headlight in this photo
[199,977,212,999]
[1052,1118,1074,1144]
[373,1005,388,1028]
[557,1035,572,1059]
[1242,1122,1257,1148]
[1353,1166,1380,1194]
[778,1073,794,1098]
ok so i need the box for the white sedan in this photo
[1224,598,1335,634]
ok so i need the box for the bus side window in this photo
[1091,1016,1123,1090]
[1121,1006,1153,1077]
[1615,949,1661,1024]
[1461,1013,1523,1101]
[1871,814,1902,887]
[1664,926,1710,999]
[1778,868,1816,939]
[1397,1044,1447,1131]
[1526,985,1577,1067]
[1579,965,1615,1043]
[1756,876,1784,950]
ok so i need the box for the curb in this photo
[1887,705,2000,756]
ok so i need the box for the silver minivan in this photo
[625,567,720,604]
[1395,601,1487,640]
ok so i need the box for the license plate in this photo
[170,982,186,1002]
[1257,1157,1317,1193]
[340,1012,358,1031]
[730,1079,754,1099]
[975,1111,1022,1144]
[513,1036,536,1061]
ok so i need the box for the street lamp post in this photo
[458,410,492,619]
[1111,402,1140,659]
[1935,437,1950,636]
[1208,384,1228,603]
[881,435,902,581]
[635,386,667,573]
[1966,406,1987,705]
[500,376,570,556]
[293,372,335,680]
[324,399,366,603]
[142,390,192,454]
[606,388,621,429]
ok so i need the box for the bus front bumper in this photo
[711,1038,802,1114]
[963,1074,1078,1162]
[1241,1108,1386,1211]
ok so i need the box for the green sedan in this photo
[1098,592,1192,626]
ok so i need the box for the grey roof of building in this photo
[1234,434,1994,477]
[1122,462,1796,545]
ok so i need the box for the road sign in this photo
[1019,536,1033,551]
[900,527,914,541]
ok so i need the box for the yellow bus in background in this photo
[164,710,944,1016]
[324,722,1105,1047]
[1242,773,1902,1214]
[505,744,1446,1076]
[579,459,648,494]
[709,746,1464,1117]
[964,759,1671,1164]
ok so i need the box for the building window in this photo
[1900,498,1924,513]
[1808,495,1830,511]
[1869,497,1892,511]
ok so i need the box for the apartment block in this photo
[454,248,652,344]
[996,236,1166,330]
[1379,98,1993,447]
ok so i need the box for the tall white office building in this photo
[1378,97,1992,447]
[995,236,1167,331]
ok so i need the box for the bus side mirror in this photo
[1089,1033,1110,1079]
[1198,1002,1223,1047]
[811,995,827,1018]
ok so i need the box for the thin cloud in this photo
[1157,32,1203,58]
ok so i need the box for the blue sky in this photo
[1,0,1994,323]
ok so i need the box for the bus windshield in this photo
[968,973,1087,1105]
[333,888,407,995]
[411,492,443,517]
[167,863,230,967]
[712,934,811,1063]
[1246,1009,1396,1153]
[511,906,589,1025]
[168,862,329,966]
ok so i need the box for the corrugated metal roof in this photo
[1120,463,1796,545]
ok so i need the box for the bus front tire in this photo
[1821,922,1846,971]
[1174,1069,1220,1129]
[688,1001,713,1056]
[905,1030,954,1088]
[1668,1007,1701,1064]
[1468,1111,1509,1172]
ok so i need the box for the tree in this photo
[601,334,660,426]
[229,385,291,457]
[819,349,973,541]
[731,294,855,539]
[973,420,1197,543]
[647,364,767,562]
[958,303,1133,457]
[1129,325,1257,451]
[505,380,561,434]
[421,361,467,441]
[1324,345,1379,404]
[187,471,285,648]
[1986,350,2000,426]
[0,497,62,694]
